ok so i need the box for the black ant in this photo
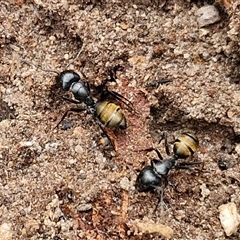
[20,47,135,146]
[135,132,201,211]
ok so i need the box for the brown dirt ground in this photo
[0,0,240,239]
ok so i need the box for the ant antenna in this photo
[19,44,84,75]
[19,58,59,75]
[65,47,83,69]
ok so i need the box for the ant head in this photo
[135,165,162,192]
[56,70,81,91]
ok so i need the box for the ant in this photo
[20,47,135,146]
[135,132,202,211]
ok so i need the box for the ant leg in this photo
[136,147,163,161]
[175,161,203,171]
[154,177,168,213]
[55,106,114,148]
[154,190,164,213]
[163,131,170,156]
[96,119,114,148]
[158,79,172,84]
[62,96,82,104]
[85,81,90,92]
[147,79,173,88]
[153,149,164,160]
[88,112,115,148]
[100,88,137,114]
[54,107,85,129]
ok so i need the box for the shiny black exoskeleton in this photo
[58,70,95,107]
[135,132,200,209]
[56,70,129,131]
[135,166,162,192]
[20,54,132,144]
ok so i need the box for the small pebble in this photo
[119,177,131,191]
[75,145,83,154]
[235,144,240,155]
[200,183,210,200]
[219,202,240,236]
[0,223,13,240]
[77,203,93,212]
[196,5,221,27]
[61,119,73,130]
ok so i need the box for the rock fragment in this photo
[129,218,173,238]
[196,5,221,27]
[0,223,13,240]
[219,202,240,236]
